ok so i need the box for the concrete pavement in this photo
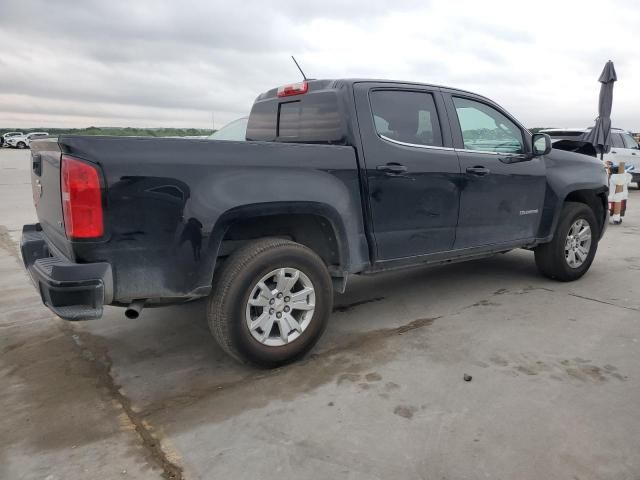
[1,147,639,479]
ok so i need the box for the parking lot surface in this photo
[1,147,639,480]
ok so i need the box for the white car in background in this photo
[5,132,49,149]
[1,131,24,147]
[541,127,640,187]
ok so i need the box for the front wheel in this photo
[16,142,27,149]
[208,238,333,367]
[534,202,599,281]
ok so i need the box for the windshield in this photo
[621,132,639,149]
[209,117,248,141]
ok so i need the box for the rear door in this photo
[442,92,546,248]
[354,83,461,260]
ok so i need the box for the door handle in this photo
[377,163,408,175]
[466,166,490,176]
[632,152,637,156]
[611,151,617,154]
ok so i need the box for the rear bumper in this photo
[20,224,112,321]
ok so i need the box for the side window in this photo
[611,133,625,149]
[452,97,524,154]
[621,133,639,149]
[370,90,443,147]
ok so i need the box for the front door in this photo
[354,83,461,261]
[443,93,547,249]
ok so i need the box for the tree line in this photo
[0,127,215,137]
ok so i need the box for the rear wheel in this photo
[534,202,598,281]
[208,238,333,367]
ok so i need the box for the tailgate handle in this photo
[32,153,42,176]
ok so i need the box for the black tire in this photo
[208,238,333,367]
[534,202,599,281]
[17,142,26,149]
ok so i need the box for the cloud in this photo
[0,0,638,130]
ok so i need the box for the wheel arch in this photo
[206,201,355,280]
[540,186,608,241]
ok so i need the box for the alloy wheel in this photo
[245,267,316,347]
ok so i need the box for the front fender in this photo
[538,149,609,240]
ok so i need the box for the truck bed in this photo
[28,136,367,311]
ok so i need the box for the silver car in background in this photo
[542,127,639,187]
[1,131,24,147]
[5,131,49,149]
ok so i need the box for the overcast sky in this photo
[1,0,638,130]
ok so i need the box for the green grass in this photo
[0,127,215,137]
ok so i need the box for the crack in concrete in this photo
[59,323,185,480]
[567,293,640,312]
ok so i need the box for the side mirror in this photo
[532,133,552,156]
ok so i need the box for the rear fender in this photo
[204,201,368,282]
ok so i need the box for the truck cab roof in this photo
[254,78,486,100]
[247,78,496,145]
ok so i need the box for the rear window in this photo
[246,89,345,144]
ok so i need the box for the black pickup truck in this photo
[22,79,609,366]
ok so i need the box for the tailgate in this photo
[29,139,71,258]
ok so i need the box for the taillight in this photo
[61,155,104,239]
[277,81,308,97]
